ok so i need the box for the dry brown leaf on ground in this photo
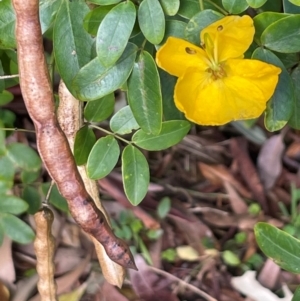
[223,181,248,214]
[129,255,180,301]
[198,162,251,198]
[258,259,281,290]
[257,134,285,190]
[0,236,15,286]
[230,137,268,213]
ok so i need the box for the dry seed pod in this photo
[34,207,58,301]
[58,81,126,287]
[12,0,136,270]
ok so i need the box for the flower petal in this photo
[155,37,208,77]
[201,15,254,62]
[174,59,281,125]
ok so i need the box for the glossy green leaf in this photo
[222,0,249,13]
[22,186,41,214]
[42,183,69,213]
[222,250,241,266]
[83,5,114,36]
[84,93,115,122]
[159,69,184,120]
[132,120,191,151]
[74,125,96,165]
[284,0,300,12]
[177,0,199,19]
[0,0,16,48]
[0,195,28,214]
[0,90,13,106]
[0,213,35,244]
[72,43,137,101]
[246,0,267,7]
[289,66,300,129]
[128,51,162,135]
[260,0,282,11]
[185,10,223,45]
[138,0,165,44]
[159,0,180,16]
[7,143,42,171]
[122,145,149,205]
[292,287,300,301]
[53,0,94,92]
[110,105,139,135]
[87,135,120,179]
[97,1,136,67]
[40,0,62,33]
[252,48,293,131]
[255,222,300,273]
[159,20,186,47]
[253,12,289,45]
[261,15,300,53]
[89,0,121,4]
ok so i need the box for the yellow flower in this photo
[156,15,281,125]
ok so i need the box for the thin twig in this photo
[147,266,218,301]
[43,180,55,205]
[0,74,19,79]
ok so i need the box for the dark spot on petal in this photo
[185,47,197,55]
[83,199,89,206]
[217,25,223,31]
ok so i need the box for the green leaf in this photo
[253,12,289,45]
[0,0,16,48]
[7,143,42,171]
[177,0,200,19]
[0,90,13,106]
[246,0,267,7]
[74,125,96,165]
[83,5,114,36]
[0,61,4,93]
[0,156,14,193]
[255,222,300,273]
[53,0,94,92]
[20,170,40,184]
[159,20,186,46]
[284,0,300,12]
[41,183,69,213]
[0,225,4,246]
[0,195,28,214]
[289,0,300,5]
[289,66,300,129]
[128,51,162,135]
[222,250,241,266]
[0,109,15,129]
[159,0,180,16]
[110,105,139,135]
[0,213,35,244]
[252,48,293,131]
[157,197,171,219]
[292,286,300,301]
[222,0,249,13]
[0,120,6,156]
[72,43,137,101]
[159,69,184,120]
[132,120,191,151]
[185,9,223,45]
[122,145,149,205]
[89,0,121,4]
[39,0,62,33]
[87,135,120,179]
[22,186,41,214]
[84,93,115,122]
[138,0,165,44]
[96,1,136,67]
[261,15,300,53]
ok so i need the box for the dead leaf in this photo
[257,259,280,290]
[198,162,251,198]
[257,134,285,190]
[176,245,199,261]
[223,181,248,214]
[0,236,15,284]
[230,137,268,213]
